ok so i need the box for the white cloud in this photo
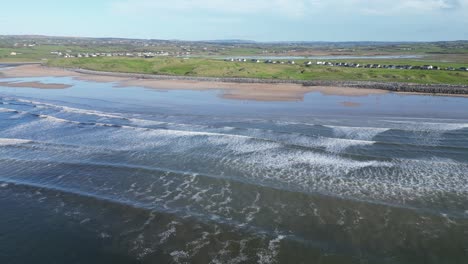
[111,0,330,18]
[110,0,320,18]
[110,0,468,18]
[344,0,465,15]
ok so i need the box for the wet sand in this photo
[118,79,387,101]
[0,64,393,101]
[0,81,72,89]
[340,101,362,107]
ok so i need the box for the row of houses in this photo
[13,43,36,47]
[53,51,175,59]
[224,58,296,64]
[265,60,296,65]
[223,58,467,71]
[311,61,468,71]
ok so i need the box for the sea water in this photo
[0,76,467,264]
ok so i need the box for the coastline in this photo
[0,81,71,89]
[73,68,468,95]
[1,64,467,101]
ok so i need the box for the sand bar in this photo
[2,64,467,101]
[0,81,72,89]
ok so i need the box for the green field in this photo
[0,45,129,62]
[2,37,468,61]
[46,57,468,85]
[1,36,467,85]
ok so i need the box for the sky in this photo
[1,0,467,41]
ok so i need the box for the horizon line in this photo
[1,34,467,44]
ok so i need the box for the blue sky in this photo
[1,0,467,41]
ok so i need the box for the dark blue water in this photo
[0,75,467,264]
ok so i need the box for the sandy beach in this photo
[0,64,391,101]
[3,64,467,100]
[0,81,72,89]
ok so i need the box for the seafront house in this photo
[422,65,434,70]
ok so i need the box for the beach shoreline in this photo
[1,64,467,101]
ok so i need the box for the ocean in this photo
[0,76,467,264]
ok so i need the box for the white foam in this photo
[248,149,389,172]
[383,120,468,131]
[129,119,166,126]
[2,98,376,154]
[12,98,125,119]
[392,158,468,193]
[220,128,375,153]
[1,116,72,138]
[3,97,466,210]
[159,221,179,244]
[275,132,374,152]
[38,114,73,124]
[170,251,189,263]
[315,137,374,152]
[206,135,280,154]
[0,107,17,113]
[58,105,124,119]
[0,138,31,146]
[99,232,111,238]
[325,125,389,140]
[257,235,285,264]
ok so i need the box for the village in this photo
[48,50,189,58]
[224,58,468,72]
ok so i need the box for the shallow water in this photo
[0,76,467,264]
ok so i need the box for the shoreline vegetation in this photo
[45,57,468,85]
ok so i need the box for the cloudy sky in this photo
[1,0,467,41]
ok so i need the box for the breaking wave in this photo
[0,138,31,146]
[1,93,468,264]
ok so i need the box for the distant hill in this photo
[1,35,467,46]
[199,39,257,44]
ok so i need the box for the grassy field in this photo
[46,57,468,85]
[2,36,466,85]
[2,36,468,61]
[0,45,132,62]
